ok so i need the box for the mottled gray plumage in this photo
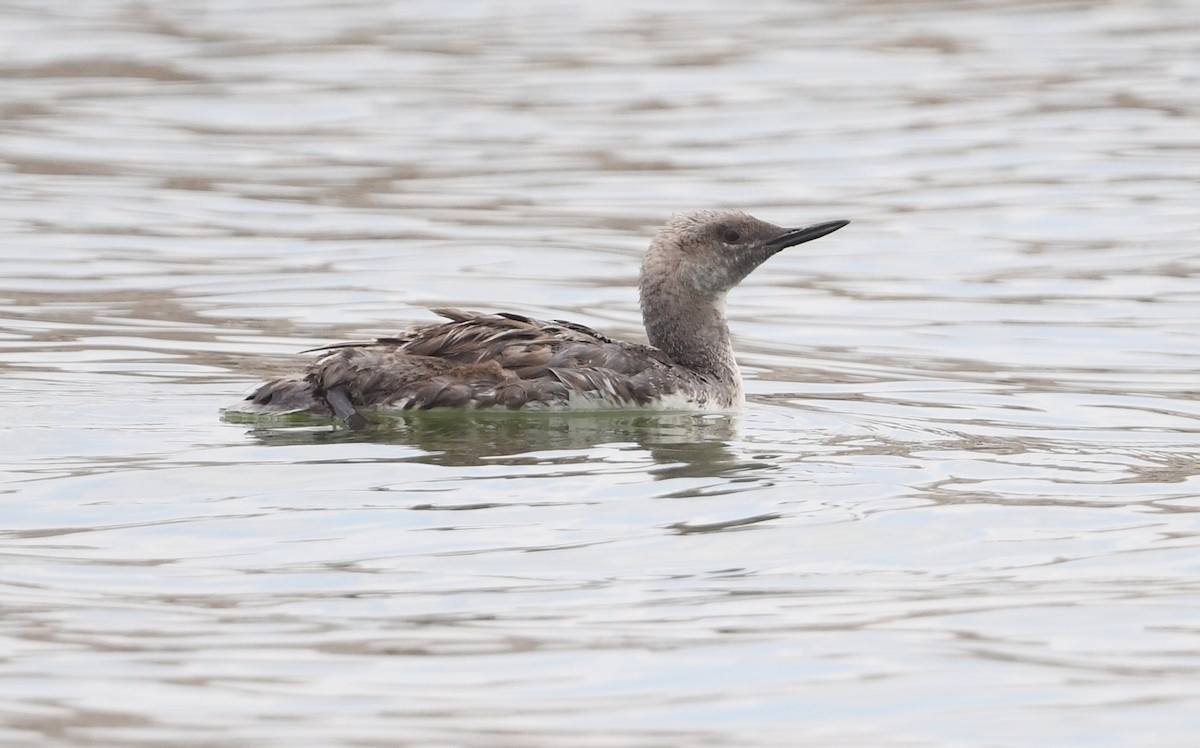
[228,211,848,426]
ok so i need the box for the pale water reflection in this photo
[2,0,1199,746]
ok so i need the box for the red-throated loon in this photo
[228,211,849,428]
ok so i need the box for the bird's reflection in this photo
[235,409,751,477]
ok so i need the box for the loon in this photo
[229,210,848,427]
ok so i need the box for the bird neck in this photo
[640,285,741,385]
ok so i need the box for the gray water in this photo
[2,1,1199,746]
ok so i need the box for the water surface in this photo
[2,1,1199,746]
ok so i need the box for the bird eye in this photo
[721,228,741,244]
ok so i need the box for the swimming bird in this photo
[229,211,848,427]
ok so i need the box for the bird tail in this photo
[223,375,327,418]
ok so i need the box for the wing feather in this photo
[274,309,693,413]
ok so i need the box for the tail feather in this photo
[228,375,328,416]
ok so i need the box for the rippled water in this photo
[3,1,1199,746]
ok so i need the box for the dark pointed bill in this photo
[764,219,850,250]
